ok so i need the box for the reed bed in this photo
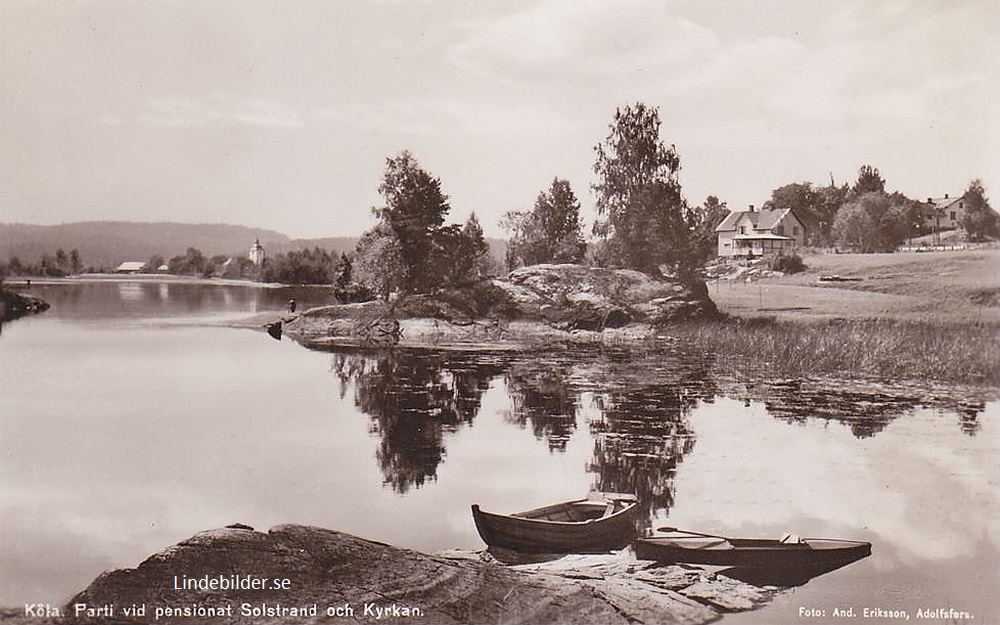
[669,318,1000,385]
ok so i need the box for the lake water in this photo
[1,281,997,623]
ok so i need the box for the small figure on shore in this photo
[288,299,297,313]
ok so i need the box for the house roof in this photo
[116,261,145,272]
[754,207,793,231]
[926,196,961,210]
[715,211,756,232]
[715,207,798,232]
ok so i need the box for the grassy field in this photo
[692,249,1000,384]
[709,248,1000,325]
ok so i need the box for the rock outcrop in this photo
[59,524,775,625]
[281,264,718,349]
[0,287,50,322]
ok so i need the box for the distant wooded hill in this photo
[0,221,505,271]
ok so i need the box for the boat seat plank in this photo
[695,539,730,549]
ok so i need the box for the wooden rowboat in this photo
[471,493,639,554]
[634,528,871,573]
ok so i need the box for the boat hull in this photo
[634,536,872,571]
[471,498,639,554]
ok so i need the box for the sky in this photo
[2,0,998,239]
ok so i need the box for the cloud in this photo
[103,94,307,129]
[654,1,997,138]
[449,0,720,84]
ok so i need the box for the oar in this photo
[655,526,727,540]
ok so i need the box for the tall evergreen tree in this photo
[335,252,353,290]
[453,212,490,282]
[375,150,451,293]
[503,177,586,268]
[852,164,886,196]
[55,249,68,273]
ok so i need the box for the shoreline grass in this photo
[670,317,1000,385]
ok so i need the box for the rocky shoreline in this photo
[0,287,50,322]
[5,524,779,625]
[271,264,718,350]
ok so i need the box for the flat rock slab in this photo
[50,525,776,624]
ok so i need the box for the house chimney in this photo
[748,204,755,212]
[927,197,933,203]
[945,193,949,199]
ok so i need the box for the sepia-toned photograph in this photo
[1,2,997,624]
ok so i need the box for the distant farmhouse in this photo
[715,205,806,258]
[923,194,966,232]
[115,261,146,274]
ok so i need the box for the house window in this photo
[950,211,956,221]
[793,226,800,236]
[775,226,784,235]
[739,226,746,235]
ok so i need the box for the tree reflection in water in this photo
[324,346,987,527]
[729,379,988,439]
[329,347,720,527]
[587,388,694,526]
[500,349,718,525]
[584,351,718,528]
[503,361,578,451]
[330,350,506,493]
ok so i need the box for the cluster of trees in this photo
[332,102,999,297]
[0,248,84,277]
[161,248,254,278]
[262,248,349,285]
[161,246,356,285]
[501,103,729,278]
[345,103,735,299]
[503,178,587,268]
[351,150,491,299]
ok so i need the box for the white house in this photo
[923,194,965,232]
[715,206,807,258]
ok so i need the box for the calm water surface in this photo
[1,282,997,623]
